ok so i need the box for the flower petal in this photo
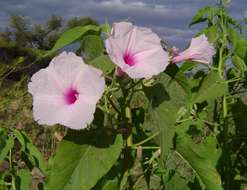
[190,34,208,48]
[59,98,96,129]
[73,65,105,102]
[127,47,168,79]
[105,22,169,79]
[29,52,105,129]
[32,94,67,126]
[111,21,133,37]
[172,34,216,64]
[28,67,64,96]
[50,52,88,88]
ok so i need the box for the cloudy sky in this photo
[0,0,246,49]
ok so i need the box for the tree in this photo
[67,16,98,28]
[0,14,98,50]
[0,14,98,80]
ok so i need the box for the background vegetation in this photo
[0,2,246,190]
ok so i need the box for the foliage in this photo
[0,2,247,190]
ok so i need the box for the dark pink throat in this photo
[123,52,135,66]
[64,88,79,105]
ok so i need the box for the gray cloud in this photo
[0,0,245,48]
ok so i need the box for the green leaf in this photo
[100,23,111,35]
[102,178,119,190]
[165,173,191,190]
[232,99,247,132]
[89,55,115,75]
[82,35,104,62]
[165,64,192,96]
[0,136,14,164]
[176,133,222,190]
[228,28,247,61]
[232,55,247,72]
[200,26,219,45]
[190,7,219,26]
[46,25,100,56]
[16,169,31,190]
[190,7,210,26]
[192,71,228,104]
[144,73,187,163]
[14,130,46,172]
[46,129,122,190]
[178,61,197,73]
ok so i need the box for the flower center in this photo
[64,88,79,105]
[123,52,135,66]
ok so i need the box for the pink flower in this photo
[115,67,125,77]
[172,34,216,64]
[28,52,105,130]
[170,46,179,57]
[105,22,169,79]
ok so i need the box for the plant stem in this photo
[223,96,228,118]
[132,146,160,150]
[133,131,160,147]
[9,149,12,169]
[125,106,132,147]
[218,45,224,79]
[218,12,231,189]
[122,106,133,185]
[12,177,16,190]
[120,80,135,185]
[107,95,121,115]
[9,149,16,190]
[126,79,142,90]
[226,78,242,83]
[223,119,231,190]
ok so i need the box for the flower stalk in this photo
[125,106,133,147]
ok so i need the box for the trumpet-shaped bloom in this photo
[105,22,169,79]
[170,46,179,57]
[115,67,125,77]
[172,34,216,64]
[28,52,105,130]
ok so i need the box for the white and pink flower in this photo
[105,22,169,79]
[28,52,105,130]
[172,34,216,64]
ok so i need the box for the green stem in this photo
[223,96,228,118]
[122,106,133,183]
[9,149,16,190]
[107,95,121,115]
[97,104,108,113]
[133,131,160,147]
[9,149,12,169]
[218,7,226,80]
[12,177,16,190]
[223,119,231,190]
[132,146,160,150]
[125,106,132,147]
[218,46,224,79]
[226,78,242,83]
[218,12,231,189]
[120,80,136,184]
[126,79,142,90]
